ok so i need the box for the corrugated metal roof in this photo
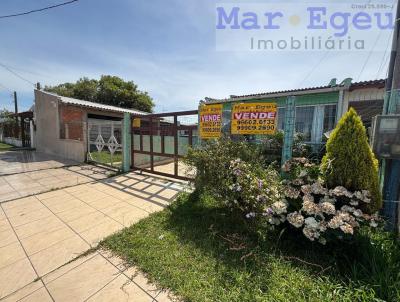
[205,79,386,103]
[38,90,148,115]
[60,96,148,115]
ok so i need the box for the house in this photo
[204,79,386,146]
[34,90,147,162]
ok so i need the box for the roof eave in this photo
[205,86,344,104]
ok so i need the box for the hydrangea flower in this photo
[340,223,354,234]
[284,186,300,199]
[330,186,353,198]
[245,212,256,219]
[320,202,336,215]
[287,212,304,228]
[303,226,320,241]
[271,200,288,215]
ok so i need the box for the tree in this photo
[0,108,14,122]
[321,108,382,213]
[44,75,154,112]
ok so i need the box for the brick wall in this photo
[59,105,84,140]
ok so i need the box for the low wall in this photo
[2,137,22,147]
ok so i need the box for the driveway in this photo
[0,151,112,202]
[0,151,78,176]
[0,172,186,301]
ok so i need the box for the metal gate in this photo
[131,110,198,180]
[87,119,123,169]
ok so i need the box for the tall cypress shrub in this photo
[321,108,382,213]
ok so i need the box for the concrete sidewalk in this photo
[0,165,112,203]
[0,172,185,301]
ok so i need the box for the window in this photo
[295,106,314,141]
[323,105,337,133]
[277,108,285,130]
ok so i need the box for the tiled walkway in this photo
[0,165,113,203]
[0,172,186,301]
[0,151,78,176]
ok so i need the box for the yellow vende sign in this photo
[132,118,141,128]
[231,103,277,135]
[199,104,223,139]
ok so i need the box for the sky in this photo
[0,0,395,112]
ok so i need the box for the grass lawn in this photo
[89,151,122,166]
[101,191,400,302]
[0,142,13,151]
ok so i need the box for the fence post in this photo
[122,113,132,173]
[281,96,296,171]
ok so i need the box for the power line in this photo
[376,32,394,79]
[298,0,374,86]
[0,82,12,92]
[0,0,79,19]
[0,62,36,86]
[298,52,331,87]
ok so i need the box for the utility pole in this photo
[382,0,400,229]
[13,91,18,117]
[13,91,18,138]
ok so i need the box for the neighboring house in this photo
[204,79,386,146]
[34,90,147,162]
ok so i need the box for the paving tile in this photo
[56,204,97,222]
[143,185,164,194]
[45,253,120,302]
[157,189,179,200]
[40,194,76,207]
[19,287,53,302]
[0,228,18,248]
[2,199,44,218]
[43,252,98,284]
[0,218,12,233]
[124,266,161,298]
[104,205,148,226]
[75,191,110,203]
[21,227,75,256]
[68,211,110,233]
[0,258,37,299]
[14,215,64,239]
[0,191,21,202]
[29,235,90,276]
[44,198,85,214]
[0,242,27,269]
[0,280,43,302]
[98,249,126,270]
[86,274,153,302]
[80,220,123,246]
[7,208,54,227]
[35,190,69,201]
[0,184,16,194]
[122,187,152,199]
[89,196,123,210]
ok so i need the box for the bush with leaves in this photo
[259,158,380,244]
[321,108,382,213]
[224,159,282,217]
[184,138,263,197]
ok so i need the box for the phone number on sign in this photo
[236,119,275,125]
[236,125,276,131]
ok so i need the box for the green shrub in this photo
[224,159,282,217]
[321,108,382,213]
[184,138,263,196]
